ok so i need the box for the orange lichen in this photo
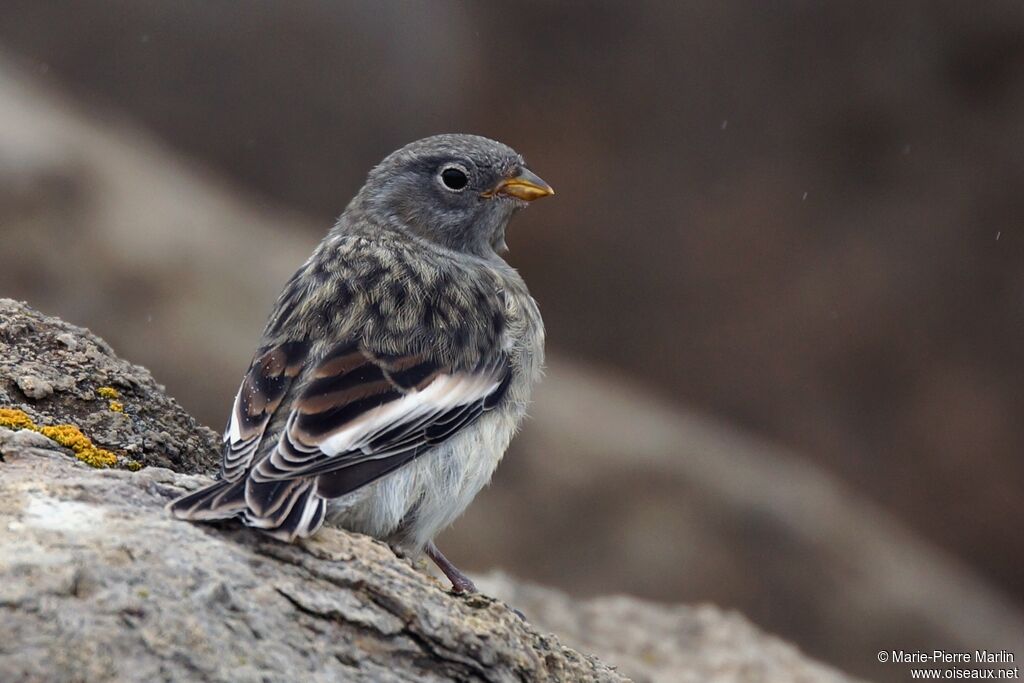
[1,406,120,469]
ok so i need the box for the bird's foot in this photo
[447,572,477,594]
[425,542,477,594]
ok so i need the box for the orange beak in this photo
[484,168,555,202]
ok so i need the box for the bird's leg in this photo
[425,542,476,594]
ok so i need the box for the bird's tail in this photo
[168,476,327,544]
[242,478,328,543]
[167,478,248,521]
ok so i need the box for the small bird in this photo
[169,134,552,593]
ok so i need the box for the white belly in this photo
[323,406,519,552]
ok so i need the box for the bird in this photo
[168,134,552,593]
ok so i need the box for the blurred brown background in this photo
[1,2,1023,679]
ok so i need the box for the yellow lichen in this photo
[97,386,120,399]
[126,459,143,472]
[108,401,124,413]
[0,407,37,431]
[38,424,91,451]
[39,424,118,468]
[1,406,122,469]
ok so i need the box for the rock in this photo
[0,450,622,683]
[0,302,623,683]
[0,300,865,682]
[0,425,59,457]
[0,298,219,473]
[15,373,52,399]
[477,572,863,683]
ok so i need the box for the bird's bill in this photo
[484,168,554,202]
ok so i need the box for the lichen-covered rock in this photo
[0,298,219,473]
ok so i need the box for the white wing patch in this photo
[317,371,502,456]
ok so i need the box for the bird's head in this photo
[352,134,553,255]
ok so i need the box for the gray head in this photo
[348,134,553,255]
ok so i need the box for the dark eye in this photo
[440,166,469,191]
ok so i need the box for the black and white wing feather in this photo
[167,341,307,522]
[171,336,511,541]
[222,341,309,481]
[242,342,511,519]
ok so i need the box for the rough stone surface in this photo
[0,299,866,682]
[0,446,622,683]
[0,301,621,681]
[0,298,219,473]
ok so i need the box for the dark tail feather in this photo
[167,478,248,521]
[243,479,327,542]
[170,476,326,543]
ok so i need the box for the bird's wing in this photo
[244,341,512,502]
[221,340,309,481]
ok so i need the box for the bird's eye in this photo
[439,166,469,191]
